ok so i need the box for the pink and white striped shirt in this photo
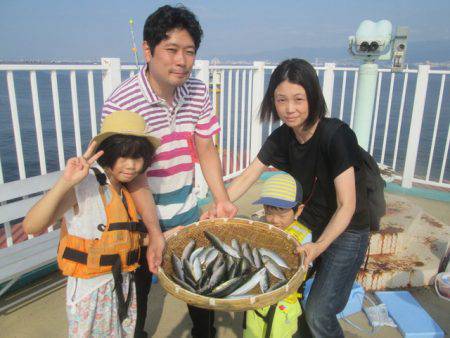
[101,65,219,229]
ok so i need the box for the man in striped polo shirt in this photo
[101,5,237,338]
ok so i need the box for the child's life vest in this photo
[285,220,312,245]
[57,167,147,278]
[244,295,302,338]
[57,167,148,322]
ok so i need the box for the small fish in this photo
[207,276,244,298]
[200,258,218,288]
[198,246,214,265]
[231,239,242,255]
[192,257,202,282]
[226,255,235,271]
[259,248,289,269]
[189,247,205,265]
[228,261,238,279]
[229,268,267,296]
[204,255,216,275]
[171,254,184,281]
[199,263,227,294]
[212,254,224,271]
[181,239,196,261]
[182,258,197,284]
[259,268,270,293]
[239,257,251,276]
[204,231,240,259]
[209,263,227,286]
[204,248,219,267]
[252,248,263,269]
[203,254,218,275]
[172,275,196,293]
[203,231,225,251]
[197,282,212,295]
[242,243,255,266]
[222,244,241,259]
[184,274,197,289]
[262,256,286,280]
[198,270,211,289]
[266,279,288,292]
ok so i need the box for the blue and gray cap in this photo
[253,173,303,209]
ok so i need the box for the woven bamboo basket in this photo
[158,218,306,311]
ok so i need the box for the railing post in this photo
[250,61,265,161]
[402,65,430,188]
[101,58,122,101]
[193,60,210,199]
[322,63,335,117]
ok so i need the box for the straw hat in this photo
[92,110,160,148]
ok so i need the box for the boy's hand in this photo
[62,142,103,186]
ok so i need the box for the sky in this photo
[1,0,450,62]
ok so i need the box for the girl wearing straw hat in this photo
[23,111,167,337]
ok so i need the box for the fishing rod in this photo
[129,19,139,70]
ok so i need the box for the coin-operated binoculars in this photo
[348,20,408,150]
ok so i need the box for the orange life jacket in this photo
[57,168,147,279]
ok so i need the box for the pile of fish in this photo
[169,230,293,299]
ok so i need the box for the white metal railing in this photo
[1,59,449,250]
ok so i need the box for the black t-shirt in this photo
[257,119,369,234]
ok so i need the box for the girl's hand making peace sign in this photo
[62,142,104,186]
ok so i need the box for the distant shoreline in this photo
[1,60,450,69]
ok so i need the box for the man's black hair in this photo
[260,58,327,130]
[143,5,203,54]
[96,134,156,173]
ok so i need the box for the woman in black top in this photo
[224,59,369,337]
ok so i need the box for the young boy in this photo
[244,173,311,338]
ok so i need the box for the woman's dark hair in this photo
[260,58,327,130]
[96,134,156,173]
[143,5,203,54]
